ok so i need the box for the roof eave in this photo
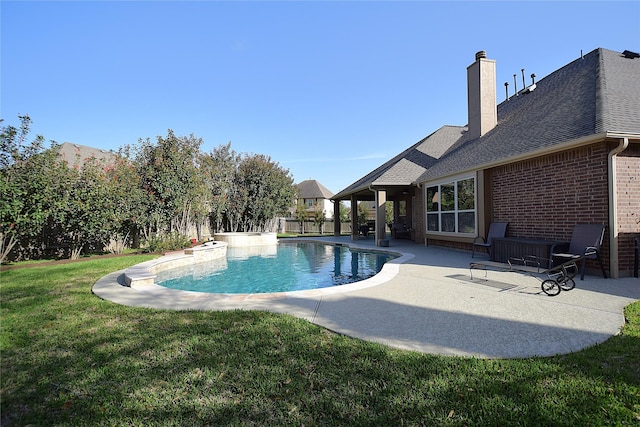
[370,182,414,187]
[416,131,640,185]
[332,182,417,200]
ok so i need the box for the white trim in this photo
[423,173,477,236]
[607,137,629,279]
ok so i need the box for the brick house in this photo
[332,48,640,278]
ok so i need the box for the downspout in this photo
[608,137,629,279]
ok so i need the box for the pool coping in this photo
[94,239,413,304]
[123,241,228,289]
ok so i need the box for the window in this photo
[426,177,476,234]
[304,198,315,209]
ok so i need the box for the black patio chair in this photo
[550,224,607,280]
[472,222,508,259]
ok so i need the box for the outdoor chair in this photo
[391,222,411,239]
[472,222,508,259]
[550,224,607,280]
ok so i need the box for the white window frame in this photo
[424,173,477,236]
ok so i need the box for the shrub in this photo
[142,232,191,253]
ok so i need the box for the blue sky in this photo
[2,1,639,194]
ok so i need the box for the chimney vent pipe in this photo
[475,51,487,60]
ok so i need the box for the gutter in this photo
[607,137,630,279]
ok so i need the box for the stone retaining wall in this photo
[124,241,228,289]
[213,232,277,247]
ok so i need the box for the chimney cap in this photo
[475,50,487,60]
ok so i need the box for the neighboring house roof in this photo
[333,125,465,199]
[417,48,640,183]
[56,142,116,167]
[296,179,334,199]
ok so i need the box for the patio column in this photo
[350,195,358,240]
[333,200,340,236]
[375,189,387,246]
[406,195,413,233]
[391,199,400,239]
[393,200,400,224]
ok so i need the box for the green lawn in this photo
[1,256,639,426]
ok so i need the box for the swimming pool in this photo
[155,242,397,294]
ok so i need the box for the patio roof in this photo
[332,125,466,201]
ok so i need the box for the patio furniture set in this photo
[469,223,607,296]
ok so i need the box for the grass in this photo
[1,256,639,426]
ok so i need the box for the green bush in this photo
[142,232,191,253]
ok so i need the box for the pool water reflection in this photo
[155,242,397,294]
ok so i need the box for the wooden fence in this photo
[282,219,352,235]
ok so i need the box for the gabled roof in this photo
[333,125,465,199]
[333,48,640,199]
[296,179,334,199]
[417,48,640,183]
[56,142,116,167]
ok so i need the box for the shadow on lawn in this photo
[2,254,639,425]
[3,288,639,425]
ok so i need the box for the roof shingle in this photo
[296,179,334,199]
[334,48,640,198]
[418,48,640,182]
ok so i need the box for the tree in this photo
[385,201,394,229]
[134,130,205,240]
[357,202,369,226]
[295,200,308,234]
[313,203,326,234]
[1,119,299,260]
[338,201,351,225]
[200,142,240,233]
[0,116,67,262]
[57,157,116,259]
[105,148,149,251]
[235,153,295,232]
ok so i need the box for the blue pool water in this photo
[156,242,397,294]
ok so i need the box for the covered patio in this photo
[332,182,418,246]
[330,126,467,247]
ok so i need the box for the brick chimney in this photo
[467,50,497,139]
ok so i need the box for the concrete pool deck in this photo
[92,236,640,359]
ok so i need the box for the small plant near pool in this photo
[142,232,192,253]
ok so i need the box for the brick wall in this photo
[490,143,610,273]
[412,187,425,244]
[415,141,639,276]
[616,144,640,275]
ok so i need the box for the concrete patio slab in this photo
[93,236,640,359]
